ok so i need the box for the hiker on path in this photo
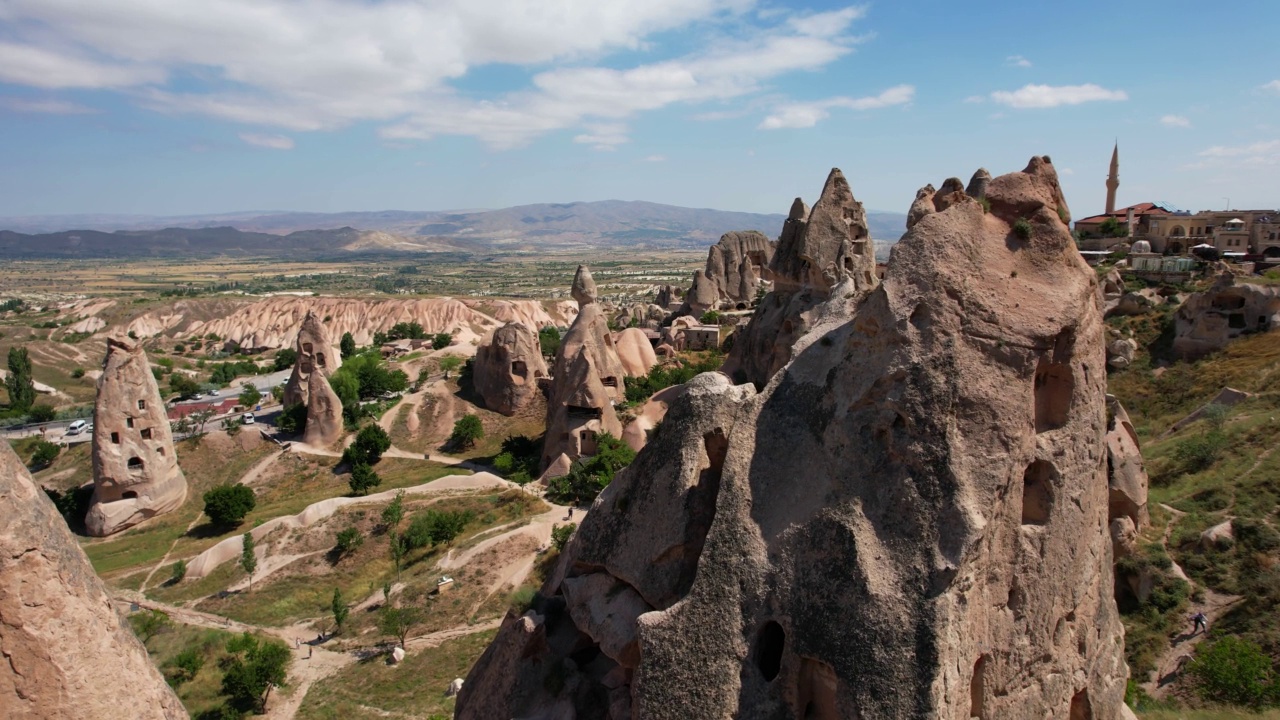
[1191,611,1207,635]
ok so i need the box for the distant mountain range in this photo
[0,201,908,259]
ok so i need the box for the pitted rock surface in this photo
[474,322,550,415]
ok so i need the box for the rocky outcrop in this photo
[724,169,878,387]
[474,323,549,415]
[460,158,1129,720]
[543,268,628,469]
[1106,396,1149,558]
[681,270,719,319]
[282,312,344,446]
[1,443,187,718]
[1172,273,1280,359]
[705,231,774,308]
[965,167,991,199]
[1106,335,1138,370]
[86,336,188,537]
[614,328,658,378]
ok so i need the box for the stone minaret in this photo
[1105,142,1119,214]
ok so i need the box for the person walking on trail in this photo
[1191,611,1207,635]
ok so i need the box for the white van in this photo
[65,419,87,436]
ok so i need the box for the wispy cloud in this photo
[963,95,985,104]
[643,154,666,162]
[1005,55,1032,68]
[990,83,1128,108]
[1198,139,1280,159]
[0,96,98,114]
[1260,80,1280,95]
[573,123,629,151]
[758,84,913,129]
[239,132,294,150]
[1160,114,1191,128]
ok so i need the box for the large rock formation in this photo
[282,311,345,446]
[473,323,549,415]
[724,169,878,387]
[543,267,628,470]
[1172,272,1280,359]
[1,444,187,718]
[85,335,188,537]
[459,158,1129,720]
[614,328,658,378]
[705,231,775,308]
[1106,397,1149,559]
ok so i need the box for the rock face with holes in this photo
[281,311,345,446]
[542,267,628,470]
[704,230,775,308]
[459,158,1130,720]
[1106,396,1149,558]
[474,322,549,415]
[1173,272,1280,359]
[85,335,188,537]
[724,168,879,388]
[1,444,188,718]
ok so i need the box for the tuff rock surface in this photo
[614,328,659,378]
[1172,272,1280,359]
[704,231,775,308]
[282,311,345,446]
[459,158,1130,720]
[724,168,878,388]
[1,443,187,718]
[474,322,549,415]
[86,335,188,536]
[1105,396,1149,558]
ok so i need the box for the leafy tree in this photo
[403,509,474,550]
[449,414,484,450]
[493,435,540,484]
[133,609,171,643]
[1191,636,1279,707]
[28,404,56,423]
[222,416,242,436]
[551,523,576,551]
[271,348,297,372]
[169,372,200,398]
[343,424,392,466]
[203,484,256,527]
[276,403,307,434]
[241,532,257,592]
[331,588,349,634]
[1098,216,1130,238]
[623,353,724,404]
[546,433,636,504]
[170,559,187,585]
[348,462,382,495]
[381,490,405,533]
[270,384,285,402]
[239,382,262,408]
[389,532,406,582]
[6,346,36,411]
[538,326,561,357]
[188,408,216,437]
[379,606,420,650]
[166,647,203,687]
[340,332,356,359]
[219,633,290,714]
[30,439,60,468]
[439,355,462,379]
[335,526,364,556]
[700,310,720,324]
[432,332,452,350]
[386,322,425,341]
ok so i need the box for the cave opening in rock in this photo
[127,456,145,470]
[121,490,138,500]
[969,656,987,719]
[1033,356,1074,432]
[755,620,785,682]
[1022,460,1056,525]
[1069,689,1093,720]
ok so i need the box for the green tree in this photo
[203,484,256,527]
[30,439,60,468]
[334,526,364,556]
[271,348,297,372]
[348,462,382,495]
[432,332,452,350]
[188,408,216,437]
[6,346,36,411]
[381,490,405,532]
[166,647,203,686]
[379,606,420,650]
[546,433,636,504]
[270,384,285,402]
[219,633,290,714]
[169,372,200,398]
[340,332,356,359]
[389,532,406,582]
[222,416,242,436]
[1191,636,1278,707]
[240,532,257,592]
[276,403,307,434]
[403,509,475,550]
[133,609,171,643]
[331,588,349,634]
[387,322,426,341]
[439,355,462,379]
[169,559,187,585]
[239,382,262,408]
[343,424,392,466]
[538,326,561,357]
[551,523,576,551]
[700,310,720,324]
[449,414,484,450]
[28,404,56,423]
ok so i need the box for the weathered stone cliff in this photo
[458,158,1130,720]
[86,335,188,537]
[282,311,344,446]
[1,443,188,718]
[473,322,549,416]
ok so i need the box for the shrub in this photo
[70,367,86,379]
[238,382,262,408]
[403,509,474,550]
[277,402,307,434]
[335,526,364,555]
[340,332,356,359]
[219,633,290,714]
[1172,430,1227,474]
[700,310,720,324]
[1191,636,1278,707]
[348,463,382,495]
[202,484,256,527]
[551,523,576,551]
[27,404,56,423]
[1012,218,1033,240]
[271,348,297,372]
[343,424,391,466]
[539,326,561,357]
[449,414,484,450]
[166,647,204,687]
[432,332,452,350]
[169,560,187,584]
[546,433,635,504]
[30,439,60,468]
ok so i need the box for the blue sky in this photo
[0,0,1277,221]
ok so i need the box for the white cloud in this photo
[1259,80,1280,95]
[0,0,871,149]
[990,83,1128,108]
[573,123,629,151]
[238,132,294,150]
[1060,167,1074,175]
[1198,139,1280,160]
[1160,114,1191,128]
[0,96,98,114]
[1005,55,1031,68]
[963,95,985,104]
[758,84,913,129]
[643,154,666,162]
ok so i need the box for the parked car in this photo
[65,419,87,436]
[242,413,255,425]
